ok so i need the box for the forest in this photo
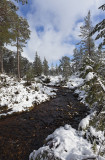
[0,0,105,160]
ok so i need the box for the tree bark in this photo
[17,37,20,80]
[0,48,4,73]
[88,37,91,57]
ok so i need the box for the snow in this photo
[0,74,57,116]
[29,125,105,160]
[78,114,91,130]
[85,72,95,81]
[49,75,63,86]
[74,89,87,103]
[85,65,93,71]
[90,127,105,142]
[98,78,105,92]
[67,74,84,89]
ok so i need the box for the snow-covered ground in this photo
[47,75,63,86]
[66,72,84,89]
[29,71,105,160]
[0,74,57,116]
[66,72,87,104]
[29,124,105,160]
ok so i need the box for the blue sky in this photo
[9,0,105,64]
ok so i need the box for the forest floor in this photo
[0,86,89,160]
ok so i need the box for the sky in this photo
[8,0,105,64]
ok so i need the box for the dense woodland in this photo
[0,0,105,159]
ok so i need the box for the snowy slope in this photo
[0,74,57,116]
[29,125,105,160]
[67,73,84,89]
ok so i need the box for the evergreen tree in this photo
[33,52,42,76]
[72,47,83,71]
[0,0,30,75]
[94,49,105,78]
[12,16,30,79]
[99,4,105,10]
[50,63,55,76]
[0,0,18,73]
[20,55,32,77]
[73,11,95,74]
[3,48,32,76]
[79,11,95,57]
[59,56,71,80]
[43,57,49,76]
[3,48,16,74]
[91,4,105,49]
[55,64,59,75]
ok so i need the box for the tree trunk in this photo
[17,37,20,80]
[0,48,4,73]
[88,37,91,57]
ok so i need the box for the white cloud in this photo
[23,26,75,63]
[72,22,84,41]
[8,0,105,63]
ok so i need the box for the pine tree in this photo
[2,48,15,74]
[3,49,32,77]
[91,4,105,49]
[94,49,105,78]
[79,11,95,58]
[59,56,71,80]
[50,63,55,76]
[12,16,30,79]
[0,0,18,73]
[74,10,96,76]
[43,57,49,76]
[55,64,59,75]
[20,55,32,77]
[33,52,42,76]
[99,4,105,10]
[72,47,83,71]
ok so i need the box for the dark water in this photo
[0,86,89,160]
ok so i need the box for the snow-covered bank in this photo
[67,69,105,159]
[43,75,63,86]
[29,124,104,160]
[0,74,57,116]
[67,73,84,89]
[29,71,105,160]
